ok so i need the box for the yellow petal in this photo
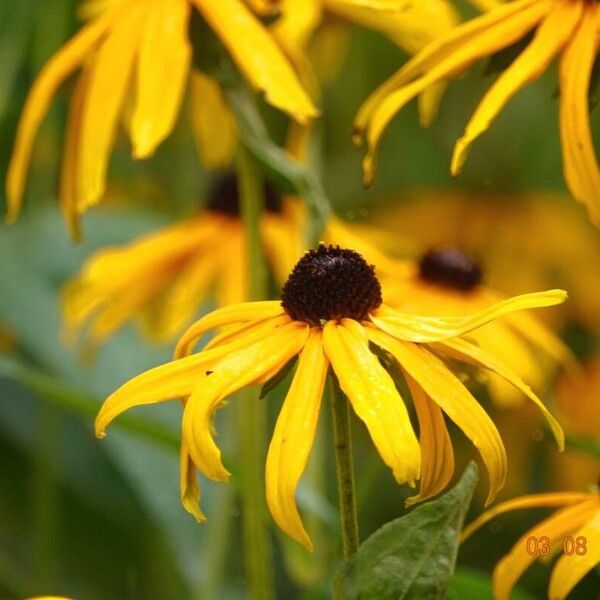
[322,319,421,486]
[174,301,284,358]
[95,314,291,436]
[182,321,309,481]
[215,227,248,306]
[131,0,191,158]
[433,337,564,450]
[266,329,328,550]
[193,0,318,124]
[549,507,600,600]
[492,499,600,600]
[180,440,206,522]
[405,375,454,506]
[204,314,291,350]
[371,290,567,343]
[468,0,505,11]
[451,0,583,176]
[461,492,594,542]
[367,327,506,504]
[77,3,144,210]
[189,71,238,169]
[559,4,600,225]
[5,10,113,222]
[271,0,322,51]
[245,0,281,15]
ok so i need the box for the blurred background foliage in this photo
[1,0,599,598]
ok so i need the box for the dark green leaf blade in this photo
[448,568,535,600]
[334,462,479,600]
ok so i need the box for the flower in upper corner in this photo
[96,244,566,549]
[6,0,316,237]
[381,247,575,407]
[62,173,304,346]
[353,0,600,224]
[461,486,600,600]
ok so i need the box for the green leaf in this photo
[333,462,479,600]
[448,568,536,600]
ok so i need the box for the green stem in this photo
[235,144,273,600]
[328,375,359,559]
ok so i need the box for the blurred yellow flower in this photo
[6,0,316,237]
[62,174,304,345]
[462,487,600,600]
[354,0,600,224]
[96,244,565,549]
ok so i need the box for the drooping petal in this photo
[131,0,191,158]
[6,10,114,221]
[192,0,318,124]
[405,376,454,506]
[367,327,505,503]
[559,4,600,225]
[451,0,583,175]
[322,319,421,486]
[492,499,600,600]
[549,507,600,600]
[371,290,567,343]
[180,440,206,522]
[433,337,564,450]
[266,329,328,550]
[77,4,144,210]
[182,321,309,481]
[204,314,291,350]
[461,492,594,541]
[95,314,292,436]
[175,301,284,358]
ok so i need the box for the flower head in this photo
[62,173,304,345]
[462,486,600,600]
[96,244,566,549]
[6,0,316,236]
[354,0,600,223]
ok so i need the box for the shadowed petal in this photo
[180,440,206,522]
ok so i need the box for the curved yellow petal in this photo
[322,319,421,486]
[131,0,191,158]
[451,0,583,176]
[77,4,144,210]
[405,375,454,506]
[193,0,318,124]
[189,71,238,169]
[174,301,284,358]
[559,5,600,225]
[204,314,291,350]
[182,321,309,481]
[549,507,600,600]
[371,290,567,343]
[434,337,564,450]
[96,314,291,436]
[461,492,594,542]
[266,329,328,550]
[180,441,206,522]
[6,10,113,222]
[367,327,506,504]
[492,499,600,600]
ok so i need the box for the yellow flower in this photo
[6,0,317,236]
[62,174,304,345]
[96,244,565,549]
[462,487,600,600]
[381,247,574,407]
[354,0,600,224]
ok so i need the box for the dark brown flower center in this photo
[418,247,482,292]
[206,173,282,215]
[281,244,382,325]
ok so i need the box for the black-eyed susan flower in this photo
[462,486,600,600]
[381,247,574,407]
[354,0,600,224]
[62,174,304,345]
[96,244,566,549]
[6,0,316,236]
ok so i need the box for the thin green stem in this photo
[328,375,359,560]
[235,144,274,600]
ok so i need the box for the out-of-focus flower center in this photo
[281,244,382,325]
[418,247,482,292]
[206,173,282,215]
